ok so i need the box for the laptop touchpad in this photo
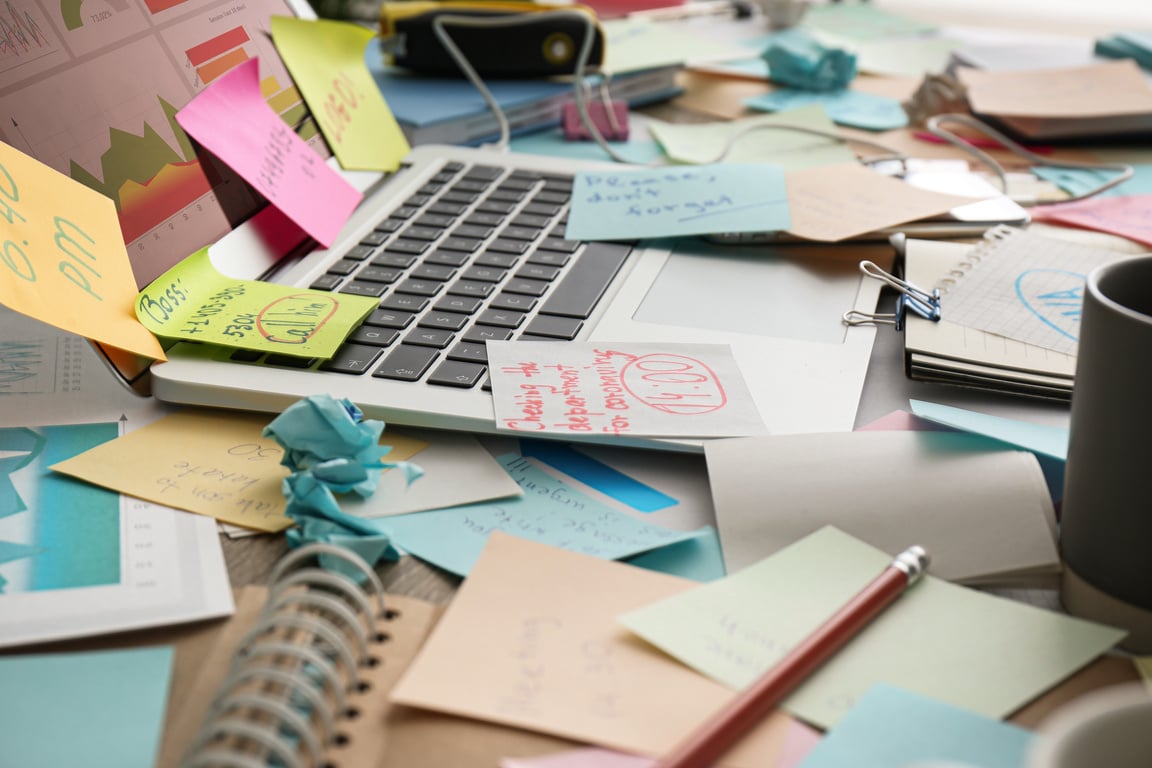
[632,239,861,345]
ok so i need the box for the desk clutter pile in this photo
[2,0,1152,766]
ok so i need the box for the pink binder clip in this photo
[562,85,630,141]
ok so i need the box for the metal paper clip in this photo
[842,260,941,331]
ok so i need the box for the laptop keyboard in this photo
[236,160,632,390]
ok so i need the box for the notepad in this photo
[900,225,1147,399]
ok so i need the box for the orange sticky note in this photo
[0,141,165,360]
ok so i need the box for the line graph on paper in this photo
[0,0,63,75]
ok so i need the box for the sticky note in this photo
[271,16,409,172]
[175,57,362,246]
[135,246,376,358]
[565,163,790,241]
[369,453,701,576]
[744,89,909,131]
[0,142,165,360]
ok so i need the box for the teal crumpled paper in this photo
[761,29,857,92]
[263,394,423,575]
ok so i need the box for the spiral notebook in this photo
[158,544,579,768]
[901,225,1147,400]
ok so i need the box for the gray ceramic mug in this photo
[1060,255,1152,652]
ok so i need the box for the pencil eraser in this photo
[562,100,630,141]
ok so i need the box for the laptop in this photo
[149,144,888,450]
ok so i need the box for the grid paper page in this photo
[937,226,1133,355]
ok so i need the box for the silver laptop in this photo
[149,144,886,450]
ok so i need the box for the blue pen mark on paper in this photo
[520,439,678,513]
[565,163,790,241]
[1015,269,1086,343]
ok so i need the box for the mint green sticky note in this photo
[0,646,174,767]
[618,526,1124,729]
[566,163,790,241]
[798,683,1034,768]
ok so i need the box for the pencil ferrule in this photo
[892,546,930,584]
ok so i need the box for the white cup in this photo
[1026,684,1152,768]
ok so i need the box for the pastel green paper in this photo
[619,526,1125,729]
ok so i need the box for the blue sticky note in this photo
[519,439,678,513]
[369,454,699,576]
[0,646,174,768]
[624,526,727,582]
[909,400,1068,461]
[798,683,1033,768]
[744,89,908,131]
[565,163,790,241]
[1033,164,1152,199]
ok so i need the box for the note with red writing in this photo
[0,141,165,360]
[1031,194,1152,247]
[486,341,765,438]
[175,57,362,247]
[270,16,409,172]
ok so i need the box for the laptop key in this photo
[364,308,415,329]
[523,314,583,340]
[539,242,632,318]
[318,343,382,374]
[340,281,387,298]
[373,345,440,381]
[427,360,487,389]
[349,327,401,347]
[310,274,342,291]
[447,341,488,363]
[266,354,317,368]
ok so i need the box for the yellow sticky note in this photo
[51,409,294,532]
[50,408,432,532]
[0,141,165,360]
[271,16,410,171]
[135,247,377,358]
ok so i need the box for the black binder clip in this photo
[843,260,941,332]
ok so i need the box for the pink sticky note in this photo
[175,57,361,247]
[1031,194,1152,248]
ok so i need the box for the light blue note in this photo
[0,646,174,768]
[909,400,1068,460]
[624,526,727,582]
[369,454,702,576]
[565,163,790,241]
[1033,164,1152,198]
[797,683,1033,768]
[744,89,908,131]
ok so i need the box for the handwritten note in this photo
[0,142,165,360]
[564,164,790,241]
[369,454,702,576]
[618,526,1125,729]
[270,16,409,172]
[175,57,362,246]
[940,227,1131,355]
[1031,194,1152,247]
[51,409,293,532]
[135,246,376,358]
[486,341,765,438]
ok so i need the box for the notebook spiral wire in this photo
[180,543,394,768]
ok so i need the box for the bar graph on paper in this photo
[0,0,319,284]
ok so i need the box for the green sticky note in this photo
[619,526,1125,729]
[135,247,376,358]
[271,16,410,172]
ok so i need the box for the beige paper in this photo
[959,59,1152,119]
[705,430,1061,586]
[49,409,426,532]
[783,163,974,242]
[390,532,793,767]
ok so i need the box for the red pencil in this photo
[652,545,930,768]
